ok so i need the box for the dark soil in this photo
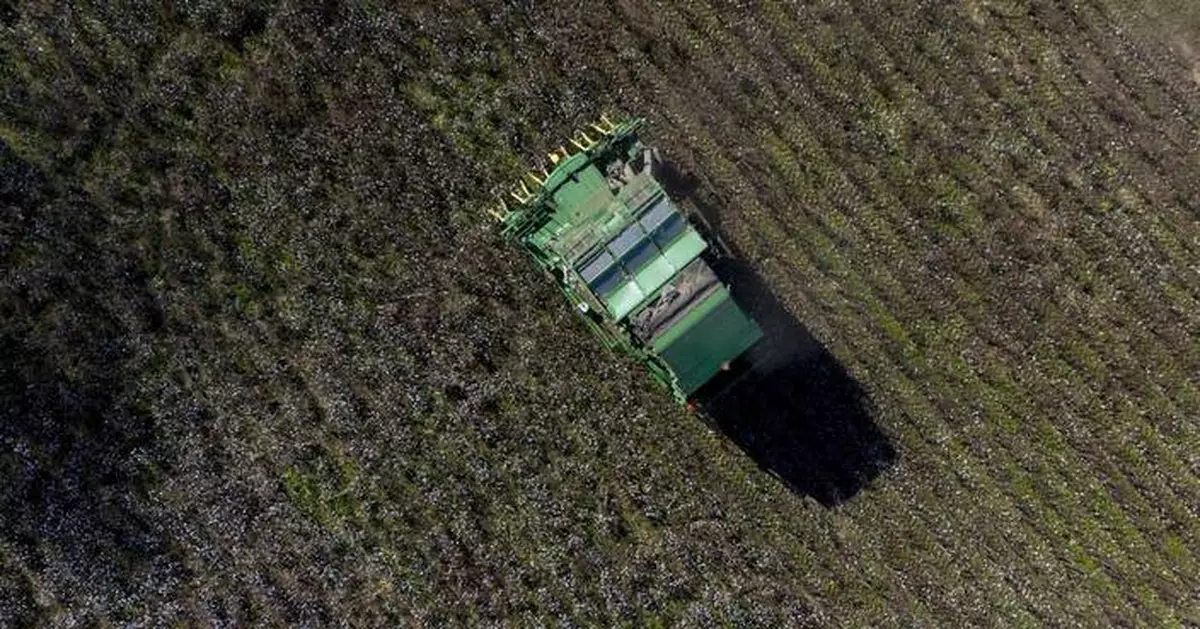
[3,1,1199,626]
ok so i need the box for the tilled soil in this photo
[3,1,1199,626]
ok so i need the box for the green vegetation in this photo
[2,1,1199,626]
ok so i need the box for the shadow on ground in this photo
[659,159,897,507]
[1,143,172,619]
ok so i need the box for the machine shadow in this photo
[659,160,897,507]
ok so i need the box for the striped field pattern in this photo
[2,1,1198,625]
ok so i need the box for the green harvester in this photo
[491,116,763,405]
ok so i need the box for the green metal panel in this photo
[550,162,610,220]
[606,279,645,319]
[543,153,593,197]
[657,292,764,394]
[661,230,708,269]
[624,228,709,318]
[652,287,731,353]
[631,254,677,296]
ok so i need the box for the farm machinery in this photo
[490,115,763,405]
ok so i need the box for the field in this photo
[3,1,1200,626]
